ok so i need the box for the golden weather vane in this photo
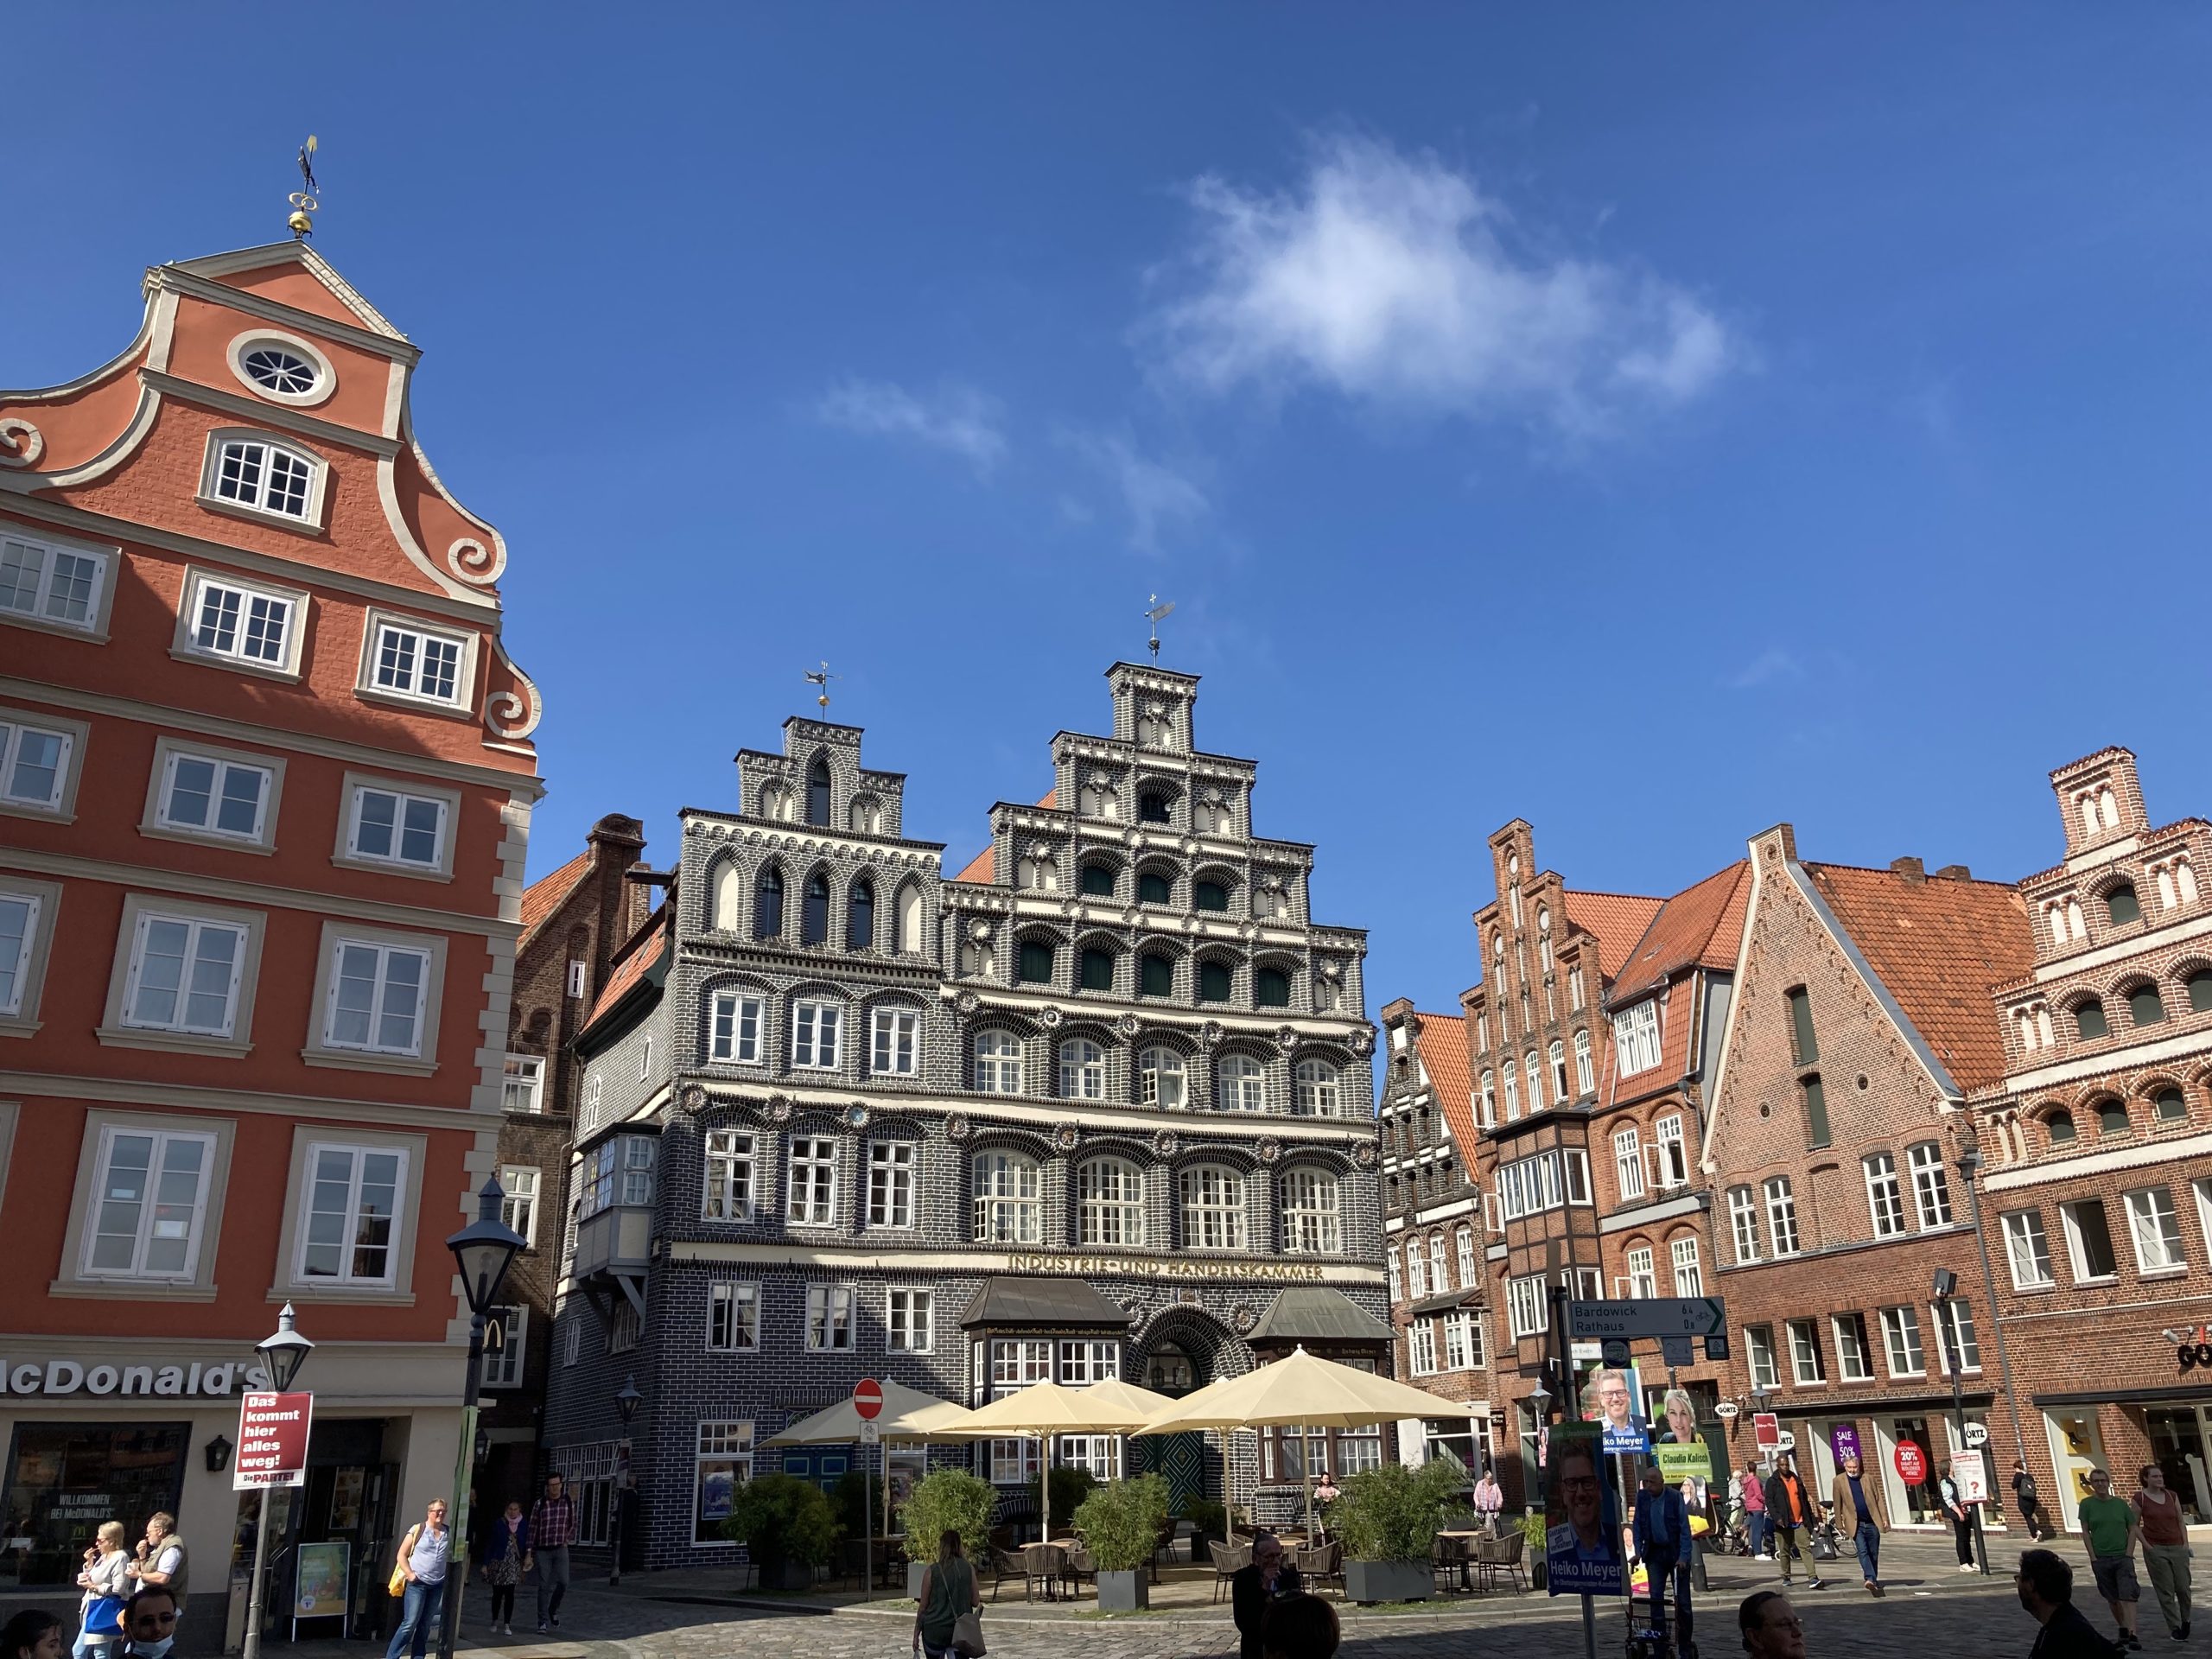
[288,136,320,239]
[803,661,839,713]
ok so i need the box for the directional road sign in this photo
[1567,1297,1726,1340]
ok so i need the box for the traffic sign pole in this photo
[855,1381,882,1605]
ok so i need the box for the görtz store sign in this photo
[1,1357,277,1398]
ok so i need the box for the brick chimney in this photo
[1934,863,1973,881]
[1891,856,1925,883]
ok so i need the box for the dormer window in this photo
[203,433,321,524]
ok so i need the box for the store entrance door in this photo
[2145,1408,2211,1523]
[2046,1411,2107,1534]
[1878,1417,1941,1525]
[233,1420,397,1645]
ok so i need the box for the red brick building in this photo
[1973,748,2212,1530]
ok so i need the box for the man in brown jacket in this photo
[1830,1452,1886,1596]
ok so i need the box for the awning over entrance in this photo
[1403,1287,1485,1319]
[1248,1286,1394,1344]
[957,1276,1135,1329]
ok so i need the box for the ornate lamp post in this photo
[242,1306,315,1659]
[609,1376,643,1586]
[1931,1268,1989,1575]
[437,1179,525,1659]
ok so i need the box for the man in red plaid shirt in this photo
[529,1474,576,1632]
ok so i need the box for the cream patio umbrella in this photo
[948,1380,1170,1543]
[761,1376,977,1445]
[1138,1345,1468,1541]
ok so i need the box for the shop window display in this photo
[0,1422,188,1586]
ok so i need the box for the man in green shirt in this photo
[2078,1469,2142,1651]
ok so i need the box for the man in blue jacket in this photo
[1635,1464,1694,1651]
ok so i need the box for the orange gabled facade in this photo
[0,241,540,1637]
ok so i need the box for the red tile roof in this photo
[1562,891,1667,982]
[1412,1011,1477,1153]
[584,906,668,1027]
[1608,862,1751,1007]
[953,846,996,884]
[1037,788,1058,810]
[1802,862,2035,1093]
[519,847,592,946]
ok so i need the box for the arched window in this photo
[804,758,831,827]
[210,433,321,519]
[1479,1070,1497,1126]
[1538,906,1553,971]
[1457,1226,1477,1287]
[1080,863,1116,898]
[1139,791,1171,825]
[1198,961,1232,1002]
[1078,1160,1144,1246]
[1195,880,1229,913]
[2190,970,2212,1014]
[1017,940,1054,984]
[975,1030,1024,1094]
[2045,1109,2076,1145]
[960,932,995,978]
[1429,1231,1448,1289]
[1179,1166,1246,1249]
[2180,859,2202,906]
[1293,1059,1341,1116]
[753,866,785,939]
[711,861,743,931]
[801,872,830,944]
[1573,1029,1594,1095]
[1138,871,1173,906]
[2101,787,2120,830]
[849,795,882,835]
[1549,1040,1569,1100]
[1255,967,1291,1007]
[1140,1046,1185,1109]
[1218,1055,1265,1111]
[2129,985,2166,1027]
[2096,1101,2131,1138]
[1405,1239,1427,1298]
[1079,947,1115,991]
[1508,855,1522,925]
[1059,1039,1106,1099]
[1080,779,1120,819]
[2107,882,2141,926]
[2075,999,2108,1041]
[1523,1050,1544,1111]
[972,1151,1040,1243]
[1281,1170,1341,1255]
[847,877,875,950]
[2153,1086,2188,1122]
[1017,854,1059,892]
[895,882,924,952]
[1502,1061,1520,1120]
[760,782,793,822]
[1140,953,1174,997]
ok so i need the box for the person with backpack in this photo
[2015,1459,2052,1541]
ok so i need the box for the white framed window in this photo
[2002,1210,2054,1288]
[321,937,432,1056]
[1059,1038,1105,1099]
[365,616,468,707]
[1909,1142,1954,1228]
[1479,1070,1496,1127]
[121,910,248,1037]
[295,1142,407,1287]
[0,886,49,1020]
[1564,1147,1593,1205]
[1788,1318,1826,1384]
[563,1319,582,1367]
[709,991,762,1063]
[1614,1128,1645,1201]
[1524,1051,1543,1111]
[2126,1187,2186,1272]
[791,1001,842,1069]
[343,784,449,871]
[499,1166,539,1244]
[481,1306,527,1389]
[203,432,321,522]
[2060,1198,2120,1282]
[1626,1246,1657,1300]
[871,1007,918,1076]
[1573,1028,1594,1094]
[618,1137,655,1206]
[0,715,79,815]
[973,1150,1041,1243]
[1878,1305,1926,1377]
[804,1284,854,1351]
[787,1137,836,1226]
[1405,1240,1427,1300]
[991,1338,1052,1392]
[1443,1311,1475,1370]
[1429,1232,1447,1289]
[1140,1046,1185,1108]
[582,1073,603,1129]
[1218,1055,1266,1111]
[1764,1176,1801,1256]
[181,572,301,672]
[694,1421,755,1544]
[1179,1165,1246,1249]
[1058,1340,1117,1384]
[1457,1226,1477,1287]
[568,960,587,999]
[707,1281,760,1352]
[1864,1152,1906,1238]
[868,1142,914,1229]
[1746,1325,1779,1390]
[1550,1039,1570,1100]
[1833,1313,1873,1382]
[1671,1236,1702,1296]
[2196,1180,2212,1268]
[1281,1168,1341,1255]
[888,1288,933,1352]
[1728,1185,1760,1262]
[1654,1116,1688,1187]
[703,1130,754,1221]
[229,332,334,404]
[501,1055,545,1113]
[1502,1061,1519,1120]
[1612,1001,1662,1076]
[1931,1299,1981,1374]
[0,531,110,636]
[1077,1159,1144,1247]
[638,1035,653,1081]
[1387,1250,1402,1303]
[974,1028,1022,1093]
[1507,1274,1548,1339]
[1408,1319,1438,1376]
[1294,1059,1341,1116]
[81,1126,216,1281]
[988,1440,1041,1484]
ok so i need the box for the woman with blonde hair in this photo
[72,1523,129,1659]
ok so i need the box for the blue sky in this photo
[10,8,2211,1012]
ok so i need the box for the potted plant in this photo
[1522,1510,1548,1592]
[898,1469,998,1600]
[1333,1458,1462,1605]
[1024,1465,1099,1537]
[1071,1476,1171,1612]
[1180,1497,1227,1554]
[721,1473,839,1591]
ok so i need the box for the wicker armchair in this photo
[987,1546,1028,1601]
[1432,1532,1471,1593]
[1208,1539,1252,1604]
[1294,1541,1342,1597]
[1473,1529,1528,1592]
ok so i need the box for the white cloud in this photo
[1062,430,1208,553]
[1724,648,1808,690]
[815,378,1007,474]
[1145,135,1741,438]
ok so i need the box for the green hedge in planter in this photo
[898,1469,999,1560]
[1332,1458,1465,1562]
[1024,1465,1099,1529]
[721,1473,840,1576]
[1071,1476,1172,1573]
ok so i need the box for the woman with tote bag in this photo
[912,1530,983,1659]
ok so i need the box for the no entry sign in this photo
[1894,1440,1929,1485]
[234,1391,313,1490]
[853,1378,883,1421]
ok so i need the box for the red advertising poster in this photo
[1752,1412,1780,1448]
[1893,1440,1929,1485]
[234,1391,314,1491]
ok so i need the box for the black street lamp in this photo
[1930,1268,1989,1576]
[242,1305,314,1659]
[437,1179,525,1659]
[609,1376,644,1586]
[1954,1141,2031,1474]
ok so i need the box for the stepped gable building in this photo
[0,241,541,1637]
[1375,1001,1492,1473]
[1973,747,2212,1531]
[542,664,1380,1571]
[1702,829,2033,1530]
[474,816,650,1511]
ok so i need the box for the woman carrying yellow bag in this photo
[384,1502,451,1659]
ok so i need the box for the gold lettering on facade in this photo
[1003,1253,1326,1282]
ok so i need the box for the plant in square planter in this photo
[1334,1457,1463,1605]
[721,1473,838,1592]
[1071,1475,1172,1612]
[898,1469,1000,1601]
[1522,1510,1548,1591]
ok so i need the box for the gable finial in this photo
[288,136,320,240]
[1145,594,1175,662]
[803,660,838,713]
